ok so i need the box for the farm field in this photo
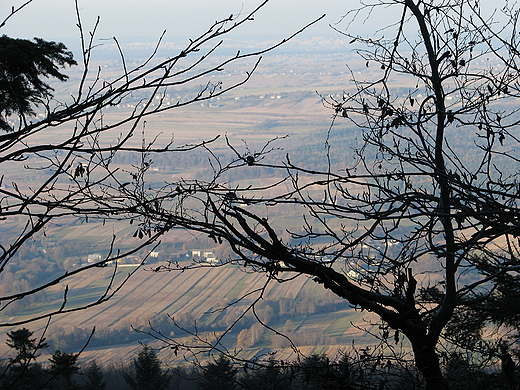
[0,46,399,365]
[0,259,371,365]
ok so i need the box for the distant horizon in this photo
[1,0,359,46]
[61,34,361,63]
[1,0,505,56]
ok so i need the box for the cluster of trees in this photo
[1,327,172,390]
[1,327,93,389]
[113,116,506,185]
[5,327,515,390]
[45,293,350,352]
[45,315,180,352]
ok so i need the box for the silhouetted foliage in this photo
[123,344,170,390]
[2,327,49,390]
[239,359,292,390]
[6,328,48,366]
[198,355,238,390]
[82,360,107,390]
[0,35,76,131]
[47,350,80,389]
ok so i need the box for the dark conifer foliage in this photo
[6,327,48,366]
[239,359,292,390]
[0,35,76,131]
[198,355,238,390]
[47,350,80,389]
[123,344,170,390]
[82,360,107,390]
[2,327,49,390]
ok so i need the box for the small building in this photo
[87,253,102,263]
[205,257,218,264]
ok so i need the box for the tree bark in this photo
[413,343,448,390]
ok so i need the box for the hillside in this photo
[0,259,375,365]
[0,45,487,366]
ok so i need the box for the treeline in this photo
[2,328,514,390]
[110,120,520,184]
[0,244,60,316]
[46,313,191,352]
[45,296,350,352]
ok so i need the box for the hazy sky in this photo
[1,0,364,46]
[1,0,506,53]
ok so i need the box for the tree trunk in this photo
[411,339,448,390]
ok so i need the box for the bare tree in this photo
[0,0,322,326]
[119,1,520,389]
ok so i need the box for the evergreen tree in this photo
[6,328,48,366]
[198,355,238,390]
[0,362,46,390]
[82,360,106,390]
[432,260,520,386]
[239,359,292,390]
[2,328,49,390]
[0,35,76,131]
[47,350,80,390]
[294,354,368,390]
[295,354,331,390]
[123,344,170,390]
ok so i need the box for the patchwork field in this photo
[0,259,373,365]
[0,47,387,365]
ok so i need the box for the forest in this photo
[2,327,511,390]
